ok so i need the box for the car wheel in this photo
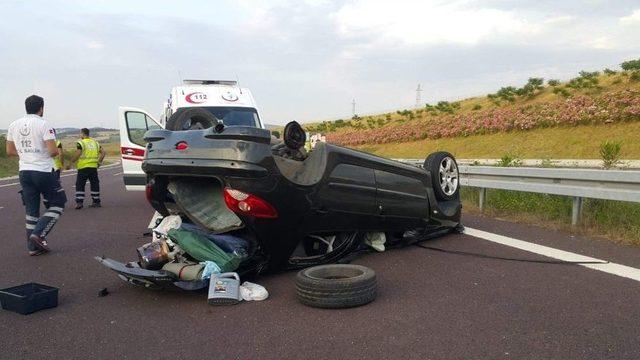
[283,121,306,149]
[295,264,377,309]
[424,151,459,201]
[166,108,219,131]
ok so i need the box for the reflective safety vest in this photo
[77,138,100,169]
[53,140,63,170]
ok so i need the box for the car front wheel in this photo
[424,151,460,201]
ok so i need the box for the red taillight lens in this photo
[175,141,189,150]
[223,188,278,219]
[145,183,153,203]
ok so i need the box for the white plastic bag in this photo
[147,211,164,229]
[153,215,182,236]
[240,281,269,301]
[364,232,386,252]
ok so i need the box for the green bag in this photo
[168,228,241,272]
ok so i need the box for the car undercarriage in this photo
[98,120,462,289]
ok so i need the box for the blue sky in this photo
[1,0,639,128]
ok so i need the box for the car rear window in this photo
[204,107,260,127]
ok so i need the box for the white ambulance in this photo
[119,80,264,190]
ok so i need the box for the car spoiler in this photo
[144,126,272,144]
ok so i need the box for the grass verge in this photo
[0,157,19,178]
[0,141,121,178]
[461,187,640,245]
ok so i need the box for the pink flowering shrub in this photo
[327,89,640,146]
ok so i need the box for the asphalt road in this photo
[1,165,639,359]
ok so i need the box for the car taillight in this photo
[175,141,189,150]
[145,182,153,203]
[223,188,278,219]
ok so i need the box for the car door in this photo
[309,163,381,231]
[374,169,429,219]
[119,107,162,191]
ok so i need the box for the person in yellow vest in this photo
[71,128,105,209]
[43,129,64,210]
[52,129,64,180]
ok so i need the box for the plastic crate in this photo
[0,283,58,315]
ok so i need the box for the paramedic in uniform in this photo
[71,128,105,209]
[5,95,67,255]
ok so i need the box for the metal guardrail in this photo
[396,159,640,225]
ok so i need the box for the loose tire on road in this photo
[424,151,459,201]
[166,108,219,131]
[295,264,377,309]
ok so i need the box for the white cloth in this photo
[240,281,268,301]
[153,215,183,235]
[364,232,386,252]
[7,114,56,172]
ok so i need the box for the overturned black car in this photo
[98,119,462,290]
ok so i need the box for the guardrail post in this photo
[479,188,487,211]
[571,197,583,226]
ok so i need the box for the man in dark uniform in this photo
[6,95,67,255]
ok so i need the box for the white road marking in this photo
[100,162,122,169]
[0,182,19,188]
[113,172,123,176]
[0,207,4,210]
[465,227,640,283]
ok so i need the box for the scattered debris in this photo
[364,232,386,252]
[208,273,241,305]
[0,283,59,315]
[240,282,268,301]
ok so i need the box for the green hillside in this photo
[305,60,640,159]
[302,60,640,244]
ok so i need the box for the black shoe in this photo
[89,202,101,208]
[29,249,47,256]
[29,234,50,252]
[75,203,83,210]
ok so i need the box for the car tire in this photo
[424,151,459,201]
[166,108,219,131]
[295,264,377,309]
[283,121,306,150]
